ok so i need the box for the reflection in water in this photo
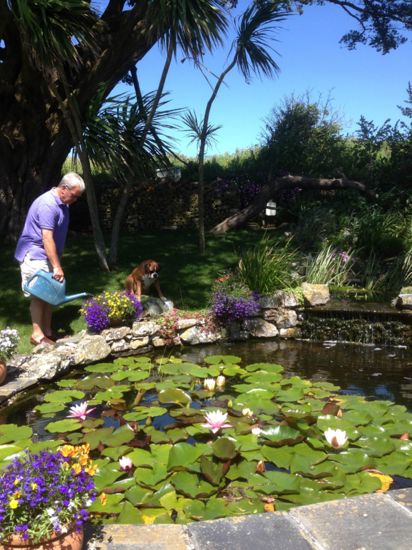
[178,340,412,411]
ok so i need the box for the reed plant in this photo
[238,235,300,294]
[305,243,353,286]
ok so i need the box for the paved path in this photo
[85,488,412,550]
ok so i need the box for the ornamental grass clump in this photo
[81,291,143,333]
[0,446,97,544]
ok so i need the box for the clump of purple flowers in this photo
[212,291,260,323]
[0,449,97,544]
[81,291,143,333]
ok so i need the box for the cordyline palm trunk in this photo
[197,57,237,254]
[108,41,174,266]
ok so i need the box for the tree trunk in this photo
[210,175,377,234]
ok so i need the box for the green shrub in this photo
[305,243,353,286]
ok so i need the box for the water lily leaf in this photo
[105,477,136,493]
[317,415,360,439]
[150,444,172,466]
[355,436,395,457]
[200,456,224,486]
[112,370,150,382]
[226,460,258,481]
[56,378,77,388]
[141,508,172,524]
[226,499,265,515]
[115,355,152,367]
[330,449,374,473]
[244,372,283,385]
[89,492,124,513]
[222,365,246,376]
[128,448,154,467]
[45,419,82,433]
[204,355,241,365]
[262,470,301,494]
[212,437,237,460]
[145,427,170,444]
[158,388,191,407]
[172,471,216,498]
[260,425,304,447]
[235,434,261,452]
[35,402,65,415]
[134,466,170,488]
[123,406,167,422]
[159,489,178,510]
[83,427,114,449]
[0,444,25,462]
[94,385,130,401]
[245,363,284,373]
[94,465,124,491]
[117,501,143,523]
[168,442,205,470]
[125,485,153,506]
[166,428,188,444]
[343,409,373,426]
[289,443,327,474]
[304,461,346,483]
[76,376,114,391]
[101,446,132,460]
[85,363,118,373]
[343,471,381,495]
[44,390,85,403]
[374,452,412,475]
[276,387,305,402]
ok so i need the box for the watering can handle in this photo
[25,270,64,286]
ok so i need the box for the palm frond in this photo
[235,1,288,81]
[181,110,221,149]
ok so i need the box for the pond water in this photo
[179,340,412,411]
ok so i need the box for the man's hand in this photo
[52,266,64,282]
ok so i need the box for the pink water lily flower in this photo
[67,401,96,421]
[324,428,347,448]
[201,410,231,434]
[119,456,133,471]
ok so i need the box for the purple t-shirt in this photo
[14,189,70,262]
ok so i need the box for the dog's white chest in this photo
[142,274,156,290]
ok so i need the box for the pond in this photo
[179,340,412,410]
[1,340,412,524]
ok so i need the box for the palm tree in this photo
[81,91,180,265]
[183,1,288,253]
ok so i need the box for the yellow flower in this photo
[13,478,20,486]
[13,490,21,498]
[99,492,107,505]
[78,454,88,466]
[31,482,37,490]
[59,445,75,457]
[9,498,19,509]
[85,464,99,476]
[72,463,82,475]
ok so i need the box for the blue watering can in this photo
[23,270,90,306]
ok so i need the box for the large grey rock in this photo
[396,289,412,310]
[225,321,249,342]
[26,353,64,380]
[101,326,131,342]
[279,327,301,339]
[73,335,111,365]
[129,336,150,349]
[180,326,223,345]
[132,321,159,337]
[302,282,330,306]
[243,318,278,338]
[142,297,173,316]
[263,307,298,329]
[259,291,298,309]
[177,318,200,330]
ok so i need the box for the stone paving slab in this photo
[290,492,412,550]
[186,513,313,550]
[388,487,412,514]
[85,524,190,550]
[0,377,37,404]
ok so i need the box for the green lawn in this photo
[0,229,262,354]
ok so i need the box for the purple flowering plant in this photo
[81,290,143,333]
[0,447,97,544]
[211,273,260,323]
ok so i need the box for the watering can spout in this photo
[62,292,90,304]
[23,270,90,306]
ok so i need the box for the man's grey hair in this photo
[58,172,85,192]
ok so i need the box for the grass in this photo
[0,229,262,355]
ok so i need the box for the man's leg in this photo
[42,303,53,338]
[30,297,48,341]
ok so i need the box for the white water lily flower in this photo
[251,427,262,436]
[324,428,348,448]
[119,456,133,471]
[67,401,95,421]
[216,375,226,388]
[203,378,216,391]
[242,408,254,417]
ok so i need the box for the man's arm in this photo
[42,229,64,281]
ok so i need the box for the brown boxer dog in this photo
[125,259,164,302]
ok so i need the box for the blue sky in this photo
[118,1,412,157]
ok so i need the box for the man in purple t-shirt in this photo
[15,173,85,345]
